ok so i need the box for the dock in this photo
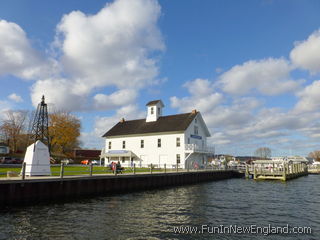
[245,160,308,181]
[0,169,243,207]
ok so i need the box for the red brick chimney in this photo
[191,109,197,114]
[120,118,125,123]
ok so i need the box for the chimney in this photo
[120,118,125,123]
[191,109,197,114]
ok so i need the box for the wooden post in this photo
[89,163,93,177]
[114,164,117,176]
[253,165,257,180]
[245,164,249,179]
[282,163,286,181]
[21,162,26,180]
[187,164,190,172]
[133,163,136,175]
[150,163,153,174]
[176,163,178,172]
[60,163,64,178]
[164,163,166,173]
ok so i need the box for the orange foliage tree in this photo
[49,111,81,156]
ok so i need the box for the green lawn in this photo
[0,165,169,178]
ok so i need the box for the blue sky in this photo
[1,0,320,156]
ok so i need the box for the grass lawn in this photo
[0,165,169,178]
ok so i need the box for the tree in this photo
[308,151,320,162]
[0,110,28,153]
[49,111,81,156]
[254,147,271,159]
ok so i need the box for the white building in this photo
[271,156,309,163]
[100,100,214,169]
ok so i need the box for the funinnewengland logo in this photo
[173,224,312,236]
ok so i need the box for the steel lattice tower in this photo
[30,95,50,152]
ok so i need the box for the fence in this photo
[0,162,234,180]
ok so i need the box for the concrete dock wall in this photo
[0,170,243,207]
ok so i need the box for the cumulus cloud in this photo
[0,20,55,80]
[95,104,145,135]
[219,58,303,95]
[30,0,164,111]
[170,78,223,114]
[290,29,320,74]
[8,93,23,103]
[294,80,320,113]
[80,104,145,148]
[93,89,138,110]
[31,78,88,111]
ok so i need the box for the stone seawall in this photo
[0,170,243,207]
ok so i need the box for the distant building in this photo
[235,156,269,164]
[73,149,101,160]
[100,100,214,169]
[0,143,9,155]
[271,156,309,164]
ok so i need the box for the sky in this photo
[1,0,320,156]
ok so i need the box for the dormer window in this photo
[151,107,154,115]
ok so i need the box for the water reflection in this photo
[0,175,319,239]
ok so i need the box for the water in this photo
[1,175,319,240]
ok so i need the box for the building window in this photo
[122,141,126,149]
[108,141,111,149]
[188,138,190,144]
[141,139,144,148]
[158,138,161,148]
[194,126,199,135]
[158,107,160,114]
[176,154,180,164]
[151,107,154,115]
[195,118,197,123]
[176,137,180,147]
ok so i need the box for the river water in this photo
[0,175,319,240]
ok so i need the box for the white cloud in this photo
[93,89,138,110]
[31,78,88,111]
[290,29,320,74]
[8,93,23,103]
[170,78,223,114]
[294,80,320,113]
[219,58,303,95]
[30,0,164,111]
[80,104,145,148]
[94,104,145,136]
[0,20,55,80]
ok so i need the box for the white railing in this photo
[185,144,215,154]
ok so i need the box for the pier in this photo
[245,160,308,181]
[0,169,243,207]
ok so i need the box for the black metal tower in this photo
[30,95,50,152]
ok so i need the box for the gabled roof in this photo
[103,112,197,137]
[146,100,164,107]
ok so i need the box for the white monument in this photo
[22,140,51,176]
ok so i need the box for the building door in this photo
[159,155,168,168]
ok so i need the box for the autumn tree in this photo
[308,151,320,162]
[254,147,272,159]
[0,110,29,153]
[49,111,81,156]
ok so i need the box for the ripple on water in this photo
[0,176,319,239]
